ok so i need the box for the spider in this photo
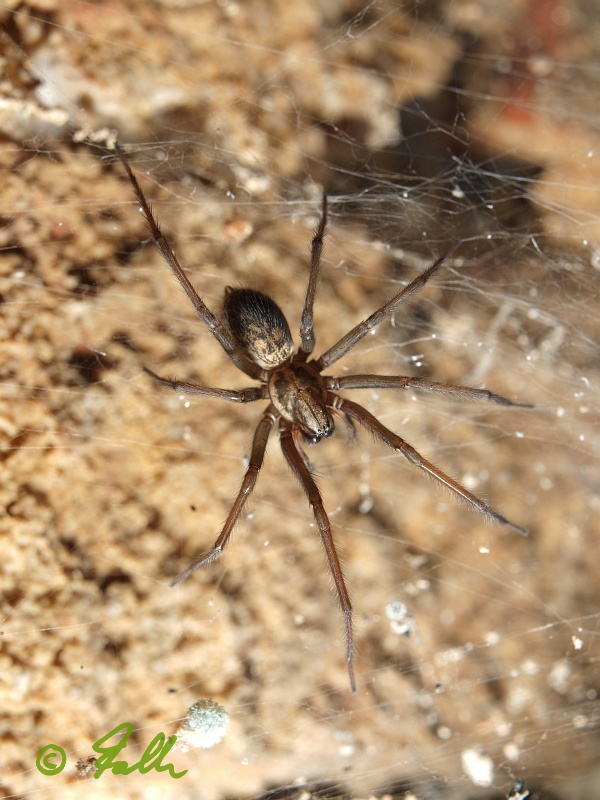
[115,143,530,692]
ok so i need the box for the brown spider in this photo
[115,144,530,692]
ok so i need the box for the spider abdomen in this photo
[223,288,294,369]
[269,361,334,441]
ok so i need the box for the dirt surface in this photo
[1,2,599,799]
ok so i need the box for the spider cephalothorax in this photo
[115,143,530,692]
[223,287,334,441]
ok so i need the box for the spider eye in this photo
[300,424,333,445]
[224,288,294,369]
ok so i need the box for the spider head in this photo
[299,428,332,446]
[294,400,335,442]
[269,360,334,441]
[223,287,294,369]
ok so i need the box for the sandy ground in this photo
[1,1,599,799]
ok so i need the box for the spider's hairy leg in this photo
[327,375,533,408]
[113,142,260,379]
[280,419,357,693]
[291,427,316,474]
[299,194,327,356]
[317,248,455,370]
[333,395,528,537]
[144,367,268,403]
[170,405,278,587]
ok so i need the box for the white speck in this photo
[503,742,520,761]
[461,748,494,787]
[175,699,229,752]
[507,684,533,712]
[462,472,479,490]
[386,600,416,635]
[404,552,428,569]
[573,714,590,729]
[548,658,571,693]
[439,608,456,626]
[386,600,408,621]
[358,495,374,514]
[572,634,584,650]
[479,546,490,554]
[435,646,465,666]
[521,658,539,675]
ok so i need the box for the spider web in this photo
[0,1,599,799]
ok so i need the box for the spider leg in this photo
[170,405,278,586]
[114,143,261,380]
[280,418,357,693]
[299,194,327,357]
[327,374,533,408]
[144,367,268,403]
[317,249,454,370]
[332,394,528,537]
[291,427,317,474]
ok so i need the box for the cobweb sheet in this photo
[0,1,598,799]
